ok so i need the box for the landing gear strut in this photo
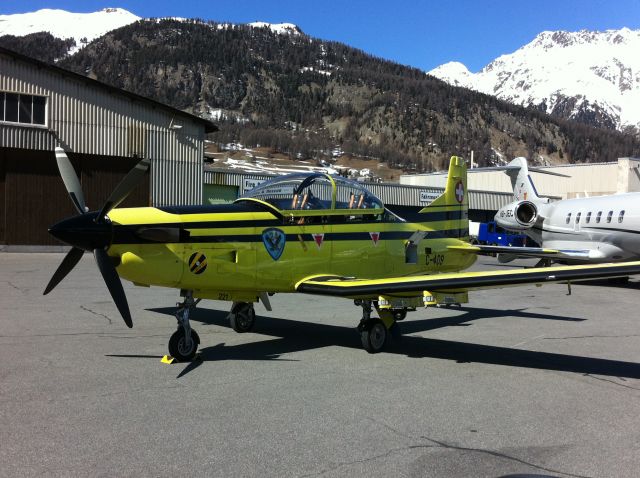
[168,291,201,362]
[229,302,256,333]
[356,299,397,354]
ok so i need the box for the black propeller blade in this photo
[55,147,87,215]
[46,147,150,328]
[43,246,85,295]
[97,157,151,222]
[94,248,133,328]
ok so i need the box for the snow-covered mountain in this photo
[429,28,640,133]
[0,8,140,54]
[0,8,302,55]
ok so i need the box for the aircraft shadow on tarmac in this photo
[134,305,640,380]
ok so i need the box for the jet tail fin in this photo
[503,157,568,202]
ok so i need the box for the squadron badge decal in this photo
[262,228,286,261]
[188,252,207,274]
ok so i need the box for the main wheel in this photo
[360,318,388,354]
[168,328,200,362]
[230,303,256,333]
[392,309,407,321]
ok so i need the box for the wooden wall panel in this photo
[2,148,150,245]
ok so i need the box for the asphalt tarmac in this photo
[1,253,640,478]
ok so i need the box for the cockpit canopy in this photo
[238,172,385,213]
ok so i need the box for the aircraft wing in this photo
[448,244,592,262]
[295,261,640,298]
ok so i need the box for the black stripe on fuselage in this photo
[533,225,640,237]
[111,227,469,245]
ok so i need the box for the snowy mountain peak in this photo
[429,27,640,132]
[427,61,473,88]
[0,7,140,53]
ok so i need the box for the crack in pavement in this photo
[297,445,412,478]
[80,305,113,325]
[544,334,640,340]
[297,425,593,478]
[584,373,640,391]
[297,421,591,478]
[5,281,24,292]
[415,436,594,478]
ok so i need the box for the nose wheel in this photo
[168,291,201,362]
[169,327,200,362]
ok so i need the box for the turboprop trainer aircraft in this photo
[490,157,640,264]
[44,148,640,361]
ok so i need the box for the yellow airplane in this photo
[44,148,640,361]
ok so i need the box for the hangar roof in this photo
[0,45,218,133]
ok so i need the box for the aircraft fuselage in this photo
[107,203,475,302]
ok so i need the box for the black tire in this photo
[392,309,407,321]
[608,276,629,285]
[230,303,256,333]
[360,318,388,354]
[168,328,200,362]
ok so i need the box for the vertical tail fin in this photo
[503,157,570,202]
[506,157,541,201]
[419,156,468,238]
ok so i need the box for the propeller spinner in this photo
[44,147,150,328]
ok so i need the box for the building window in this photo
[566,212,571,224]
[619,210,625,223]
[607,211,613,223]
[1,92,47,126]
[586,212,591,223]
[596,211,602,223]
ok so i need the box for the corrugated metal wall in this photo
[400,160,638,200]
[1,51,205,206]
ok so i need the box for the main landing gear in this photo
[168,291,201,362]
[356,299,399,354]
[229,302,256,333]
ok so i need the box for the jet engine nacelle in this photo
[495,200,538,231]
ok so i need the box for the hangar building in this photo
[0,46,216,247]
[400,158,640,201]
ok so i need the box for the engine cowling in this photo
[495,200,538,231]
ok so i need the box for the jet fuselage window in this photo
[575,212,581,224]
[586,212,591,223]
[596,211,602,223]
[607,211,613,223]
[566,213,571,224]
[619,210,625,223]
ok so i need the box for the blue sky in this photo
[2,0,640,72]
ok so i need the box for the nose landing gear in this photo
[168,291,201,362]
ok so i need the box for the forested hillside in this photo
[3,18,639,171]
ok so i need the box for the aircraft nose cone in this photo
[49,213,112,251]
